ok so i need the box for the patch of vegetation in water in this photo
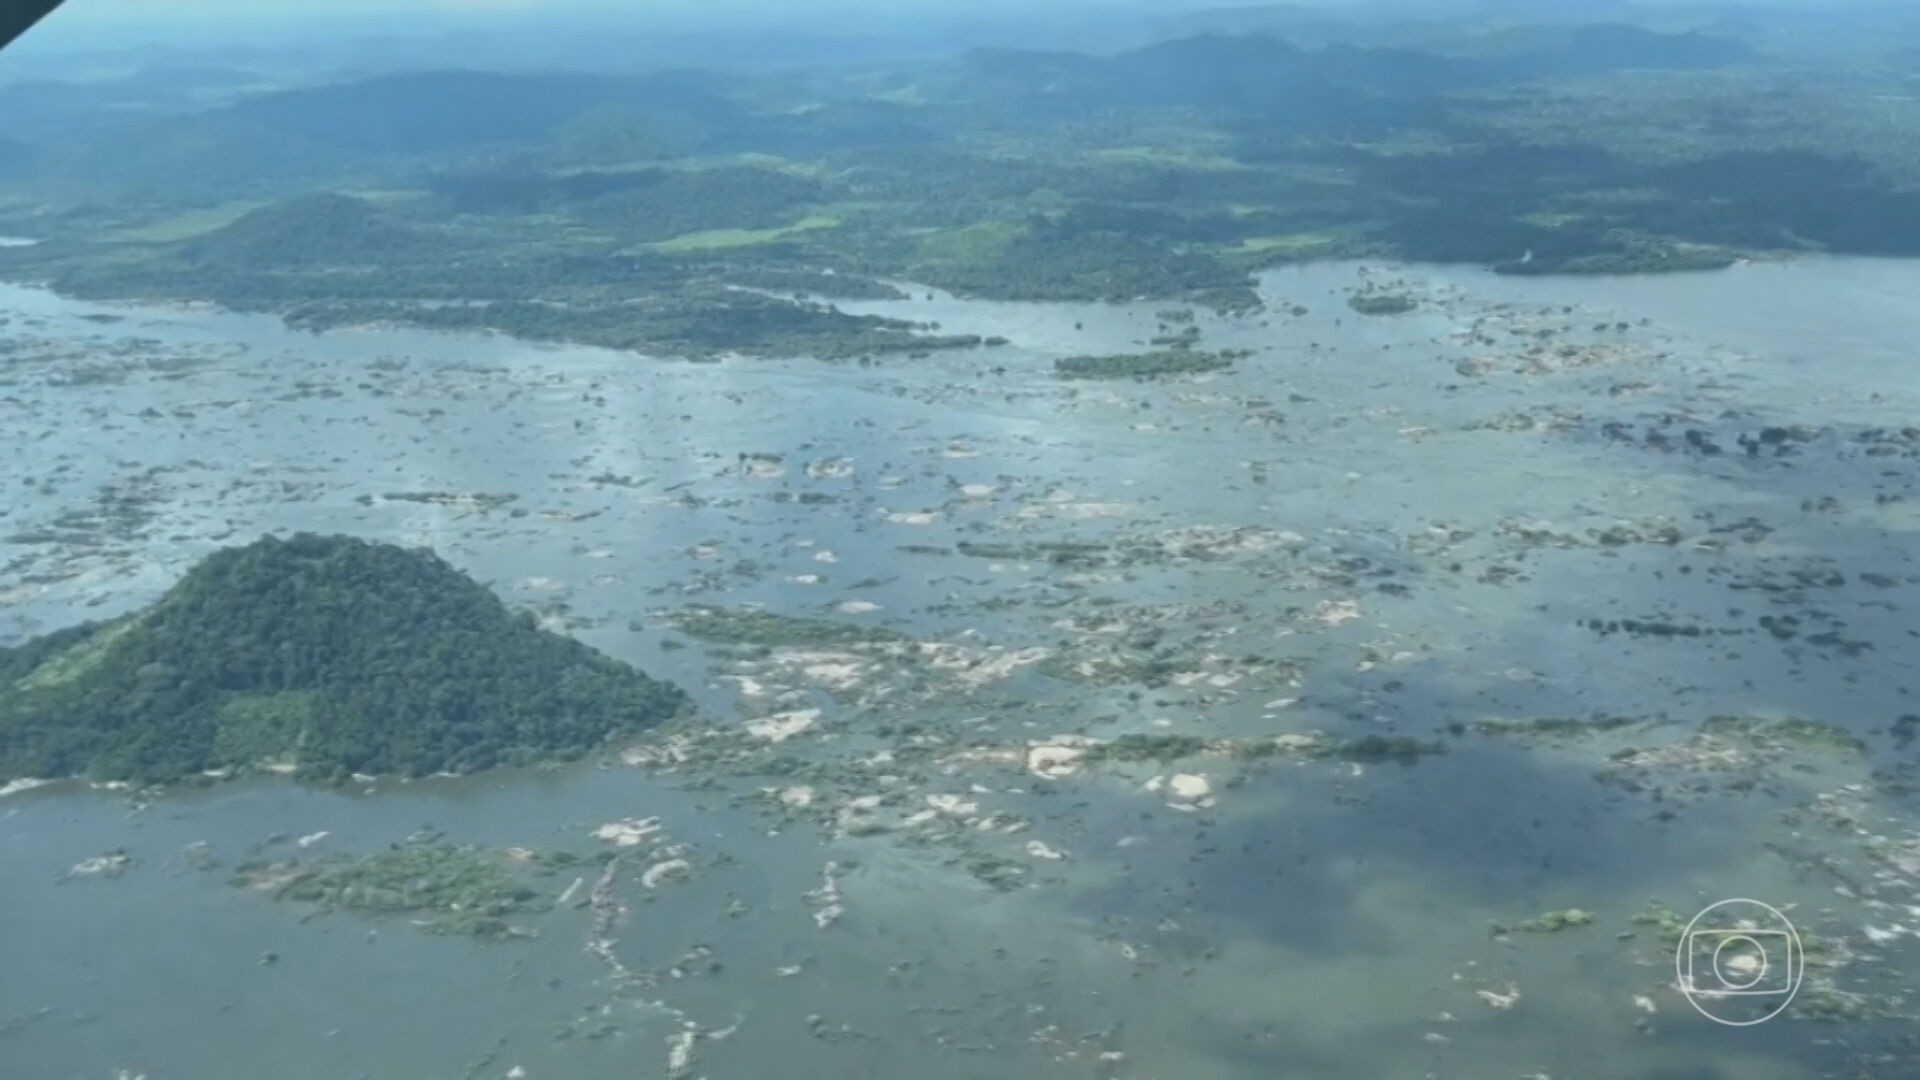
[1495,244,1738,276]
[1474,715,1645,739]
[1346,292,1417,316]
[1054,350,1235,380]
[1036,651,1186,687]
[282,289,988,361]
[1500,908,1598,934]
[670,605,905,648]
[367,490,519,509]
[955,539,1115,565]
[1332,734,1446,762]
[231,834,581,939]
[1083,733,1209,763]
[1700,715,1867,755]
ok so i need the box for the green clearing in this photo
[1087,146,1248,170]
[1235,232,1365,258]
[119,201,267,243]
[649,213,842,252]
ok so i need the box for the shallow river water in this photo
[3,258,1919,1078]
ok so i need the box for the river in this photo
[2,258,1917,1078]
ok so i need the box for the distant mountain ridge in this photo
[225,69,737,154]
[962,23,1750,110]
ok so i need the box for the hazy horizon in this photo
[16,0,1885,49]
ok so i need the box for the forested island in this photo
[0,534,687,785]
[0,10,1916,358]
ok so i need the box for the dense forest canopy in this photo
[0,534,687,785]
[0,6,1917,356]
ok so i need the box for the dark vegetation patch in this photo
[0,534,686,785]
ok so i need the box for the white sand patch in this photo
[787,573,821,585]
[926,793,979,817]
[622,734,698,768]
[922,643,1052,688]
[960,483,996,499]
[67,852,131,878]
[813,549,839,563]
[594,817,664,847]
[1027,741,1091,779]
[1476,986,1521,1010]
[767,651,869,691]
[948,746,1023,767]
[778,786,815,809]
[1016,499,1131,521]
[1270,733,1330,755]
[834,795,889,835]
[1026,840,1068,861]
[1311,599,1361,625]
[667,1028,697,1078]
[1168,773,1212,801]
[642,858,692,889]
[885,510,940,525]
[838,599,882,615]
[1173,670,1242,688]
[806,861,845,929]
[747,709,819,743]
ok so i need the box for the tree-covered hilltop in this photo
[0,534,687,785]
[179,193,455,269]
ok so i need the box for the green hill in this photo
[226,70,736,155]
[180,194,449,268]
[0,534,686,785]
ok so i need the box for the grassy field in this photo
[119,201,267,243]
[1087,146,1249,170]
[649,213,842,252]
[1234,232,1365,258]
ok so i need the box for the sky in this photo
[15,0,1248,58]
[11,0,1869,59]
[22,0,1123,40]
[42,0,1190,26]
[0,0,1236,79]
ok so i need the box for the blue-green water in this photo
[3,258,1918,1078]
